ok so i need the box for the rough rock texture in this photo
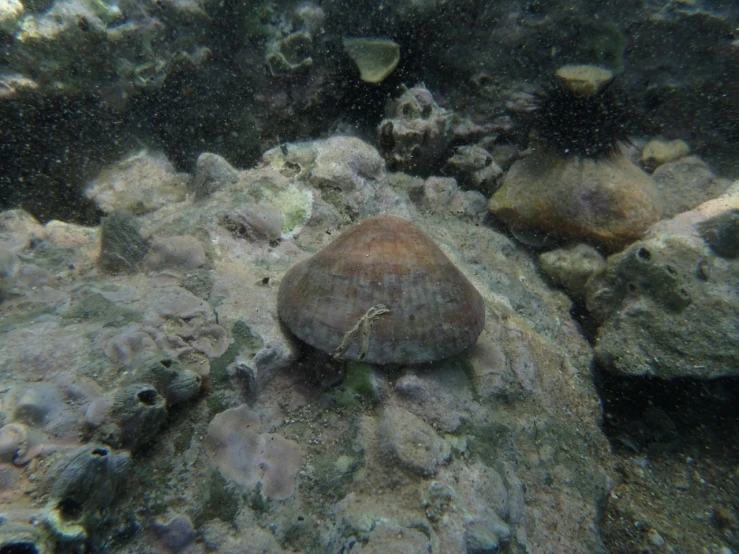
[586,181,739,379]
[539,243,606,301]
[489,149,663,250]
[85,150,189,215]
[378,407,451,476]
[0,134,615,552]
[651,155,732,219]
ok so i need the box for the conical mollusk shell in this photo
[278,216,485,364]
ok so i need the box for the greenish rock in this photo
[99,213,149,274]
[108,384,167,450]
[698,209,739,259]
[586,236,739,379]
[46,445,130,542]
[539,243,606,301]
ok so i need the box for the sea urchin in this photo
[533,64,632,158]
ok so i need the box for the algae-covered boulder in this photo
[489,149,663,250]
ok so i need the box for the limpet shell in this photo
[278,216,485,364]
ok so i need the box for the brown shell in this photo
[277,216,485,364]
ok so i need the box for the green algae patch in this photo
[336,362,381,405]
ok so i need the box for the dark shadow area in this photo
[596,370,739,553]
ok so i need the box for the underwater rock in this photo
[0,520,54,554]
[443,145,503,195]
[378,407,450,477]
[261,135,410,222]
[418,176,488,219]
[465,518,511,554]
[307,135,413,219]
[310,136,385,192]
[205,405,301,501]
[698,209,739,259]
[394,362,477,433]
[150,513,197,554]
[277,216,485,364]
[84,383,167,450]
[101,323,161,367]
[143,235,207,272]
[293,3,325,37]
[378,85,456,174]
[0,246,20,300]
[489,149,663,250]
[0,423,29,464]
[586,194,739,378]
[539,243,606,301]
[144,287,229,359]
[351,521,430,553]
[86,151,188,215]
[226,343,295,399]
[641,138,691,172]
[99,212,150,274]
[46,445,130,541]
[343,38,400,83]
[192,153,239,201]
[126,359,203,406]
[5,383,62,427]
[652,155,732,219]
[220,203,284,242]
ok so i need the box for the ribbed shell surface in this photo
[277,216,485,364]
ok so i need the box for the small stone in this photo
[192,152,239,200]
[220,204,284,242]
[539,243,606,300]
[697,209,739,259]
[143,236,207,272]
[151,513,196,553]
[465,518,511,553]
[645,527,665,547]
[641,138,690,172]
[334,455,354,474]
[378,407,450,477]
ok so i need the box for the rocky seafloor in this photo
[1,0,739,552]
[0,128,738,553]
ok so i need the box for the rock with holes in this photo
[83,383,167,450]
[45,445,130,542]
[586,185,739,378]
